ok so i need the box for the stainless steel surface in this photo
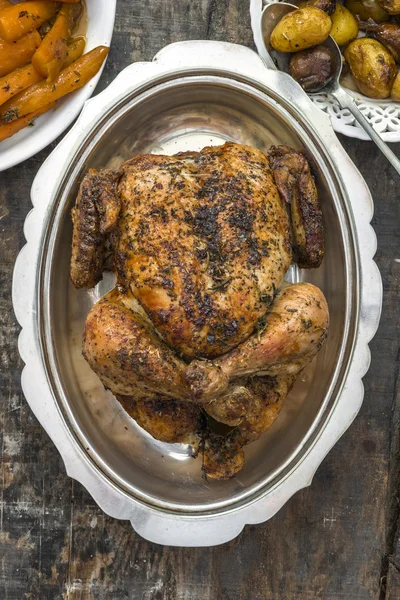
[260,2,400,176]
[12,41,382,546]
[41,76,356,511]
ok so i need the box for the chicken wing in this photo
[70,168,121,289]
[268,145,324,269]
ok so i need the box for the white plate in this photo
[0,0,116,171]
[250,0,400,141]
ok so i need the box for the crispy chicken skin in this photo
[70,169,121,289]
[72,144,293,358]
[83,289,189,399]
[116,143,293,359]
[201,428,246,480]
[185,283,329,403]
[201,375,294,479]
[268,145,324,269]
[206,374,296,440]
[70,142,328,479]
[116,394,201,444]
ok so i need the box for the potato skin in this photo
[330,4,359,46]
[345,0,390,23]
[344,38,397,97]
[289,45,337,91]
[391,69,400,98]
[270,7,332,53]
[297,0,336,16]
[364,22,400,63]
[378,0,400,14]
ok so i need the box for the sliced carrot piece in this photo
[32,2,82,82]
[0,101,56,142]
[0,64,42,107]
[63,37,86,66]
[0,30,41,78]
[0,1,60,42]
[1,46,109,123]
[0,37,84,106]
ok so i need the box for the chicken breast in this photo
[115,143,292,358]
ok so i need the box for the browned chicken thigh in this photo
[70,142,328,479]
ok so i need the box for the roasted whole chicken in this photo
[70,142,329,479]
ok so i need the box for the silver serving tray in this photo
[12,41,382,547]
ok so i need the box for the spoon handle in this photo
[331,87,400,176]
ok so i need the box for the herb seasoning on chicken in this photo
[70,142,329,479]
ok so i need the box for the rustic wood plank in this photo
[386,564,400,600]
[1,1,400,599]
[384,326,400,599]
[386,521,400,599]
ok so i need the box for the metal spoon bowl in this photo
[260,2,400,176]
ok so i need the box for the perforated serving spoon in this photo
[260,2,400,176]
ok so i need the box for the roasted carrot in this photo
[0,37,84,106]
[0,30,41,78]
[0,1,59,43]
[32,2,82,82]
[63,37,85,64]
[1,46,109,123]
[0,64,42,107]
[0,101,56,142]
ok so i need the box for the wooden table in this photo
[1,1,400,598]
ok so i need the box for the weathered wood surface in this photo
[1,1,400,598]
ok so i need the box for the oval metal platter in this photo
[12,41,382,547]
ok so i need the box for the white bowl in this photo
[250,0,400,142]
[0,0,116,171]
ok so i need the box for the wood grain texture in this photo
[0,1,400,599]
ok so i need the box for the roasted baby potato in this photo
[377,0,400,14]
[390,69,400,98]
[361,22,400,62]
[270,7,332,53]
[330,4,359,46]
[296,0,336,16]
[345,0,390,23]
[289,45,337,91]
[344,37,397,97]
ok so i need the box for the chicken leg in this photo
[201,374,296,479]
[185,282,329,403]
[83,288,191,399]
